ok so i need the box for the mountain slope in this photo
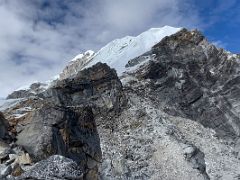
[1,27,240,180]
[99,29,240,179]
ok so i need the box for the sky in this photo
[0,0,239,98]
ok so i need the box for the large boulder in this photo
[15,103,101,178]
[12,63,124,179]
[43,62,125,128]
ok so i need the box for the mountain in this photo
[0,27,240,180]
[59,26,181,79]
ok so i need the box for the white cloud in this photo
[212,40,227,49]
[0,0,201,97]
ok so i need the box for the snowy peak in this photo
[59,26,181,79]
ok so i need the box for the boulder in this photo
[20,155,83,180]
[16,105,101,168]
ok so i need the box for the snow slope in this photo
[84,26,181,75]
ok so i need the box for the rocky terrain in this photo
[0,27,240,179]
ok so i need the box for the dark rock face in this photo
[0,112,10,141]
[16,105,101,166]
[128,29,240,138]
[0,62,125,179]
[43,62,125,128]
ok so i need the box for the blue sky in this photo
[194,0,240,52]
[0,0,239,97]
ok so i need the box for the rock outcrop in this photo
[97,29,240,179]
[0,62,125,179]
[7,82,49,100]
[127,29,240,138]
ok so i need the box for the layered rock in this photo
[97,29,240,179]
[127,29,240,138]
[44,62,125,129]
[16,104,101,167]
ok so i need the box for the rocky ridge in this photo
[0,27,240,179]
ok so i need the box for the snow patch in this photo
[70,50,95,62]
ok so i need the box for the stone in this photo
[16,105,101,166]
[0,112,9,141]
[11,162,24,177]
[0,142,11,164]
[14,153,32,165]
[20,155,83,180]
[0,164,12,178]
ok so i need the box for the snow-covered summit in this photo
[60,26,181,79]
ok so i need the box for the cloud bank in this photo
[0,0,202,97]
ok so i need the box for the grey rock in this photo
[19,155,83,180]
[15,104,101,178]
[13,63,123,179]
[7,82,48,99]
[128,28,240,138]
[99,29,240,179]
[0,164,12,178]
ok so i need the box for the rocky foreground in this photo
[0,28,240,180]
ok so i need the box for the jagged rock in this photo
[127,28,240,138]
[7,82,48,99]
[16,104,101,173]
[59,50,95,80]
[43,62,125,132]
[44,62,125,114]
[1,62,125,179]
[98,29,240,179]
[19,155,83,180]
